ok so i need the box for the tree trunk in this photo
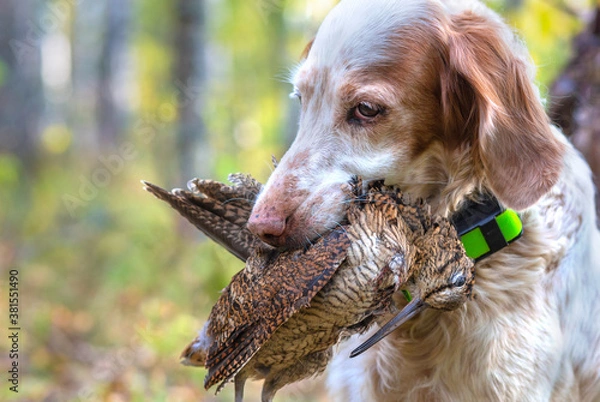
[173,0,206,182]
[548,7,600,220]
[0,0,42,170]
[96,0,131,148]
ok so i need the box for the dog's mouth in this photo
[249,177,384,249]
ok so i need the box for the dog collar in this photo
[450,195,523,262]
[400,195,521,303]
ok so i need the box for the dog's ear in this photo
[441,11,564,210]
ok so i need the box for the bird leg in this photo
[234,374,247,402]
[261,384,276,402]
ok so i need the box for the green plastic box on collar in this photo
[451,196,523,262]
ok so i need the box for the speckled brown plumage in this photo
[201,228,350,392]
[223,184,419,401]
[148,177,475,402]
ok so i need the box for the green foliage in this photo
[506,0,584,94]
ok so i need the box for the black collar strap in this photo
[450,195,523,262]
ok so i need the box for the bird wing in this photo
[203,228,351,390]
[142,174,263,261]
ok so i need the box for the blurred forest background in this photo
[0,0,598,401]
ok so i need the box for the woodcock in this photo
[143,175,475,402]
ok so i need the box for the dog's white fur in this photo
[247,0,600,400]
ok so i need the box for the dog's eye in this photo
[290,89,302,103]
[347,101,384,125]
[354,102,380,120]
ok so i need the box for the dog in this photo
[246,0,600,400]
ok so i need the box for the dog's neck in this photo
[385,144,487,217]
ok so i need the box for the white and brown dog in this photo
[246,0,600,400]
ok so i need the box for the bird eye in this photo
[452,274,467,287]
[354,101,380,120]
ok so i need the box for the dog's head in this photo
[247,0,565,248]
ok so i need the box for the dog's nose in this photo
[247,213,288,246]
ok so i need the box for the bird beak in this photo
[350,298,427,358]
